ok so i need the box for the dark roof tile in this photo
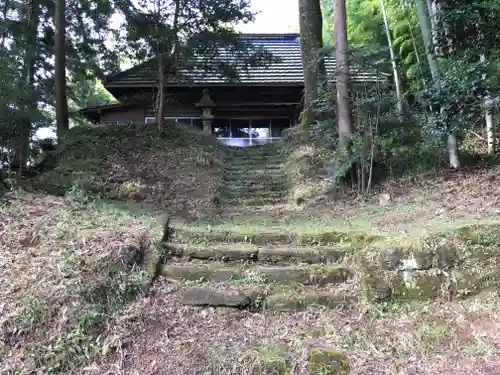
[105,33,388,87]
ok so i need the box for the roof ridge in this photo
[237,33,300,41]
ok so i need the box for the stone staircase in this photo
[220,144,288,206]
[157,224,478,312]
[161,230,357,312]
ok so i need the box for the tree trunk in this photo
[480,54,494,154]
[379,0,403,114]
[415,0,459,168]
[154,0,164,132]
[298,0,326,128]
[415,0,440,78]
[154,0,180,133]
[13,0,39,170]
[155,53,165,132]
[333,0,352,150]
[1,0,10,47]
[55,0,69,139]
[485,97,494,154]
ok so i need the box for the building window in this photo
[212,118,290,147]
[103,120,133,125]
[144,117,201,126]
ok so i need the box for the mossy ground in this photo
[29,122,226,221]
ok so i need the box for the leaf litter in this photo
[3,162,500,373]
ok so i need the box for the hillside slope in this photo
[36,123,227,220]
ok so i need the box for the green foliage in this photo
[309,69,447,192]
[322,0,428,92]
[117,0,276,83]
[418,65,486,135]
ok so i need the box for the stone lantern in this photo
[195,89,215,134]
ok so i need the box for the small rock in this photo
[308,347,350,375]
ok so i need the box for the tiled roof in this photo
[104,33,389,87]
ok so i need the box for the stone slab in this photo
[162,264,242,282]
[252,265,351,285]
[258,247,346,264]
[178,287,253,307]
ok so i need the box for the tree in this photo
[415,0,460,168]
[14,0,40,170]
[334,0,353,150]
[436,0,500,154]
[1,0,122,167]
[55,0,69,138]
[379,0,403,114]
[118,0,274,132]
[298,0,326,128]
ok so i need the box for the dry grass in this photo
[0,192,161,374]
[90,284,500,375]
[3,158,500,374]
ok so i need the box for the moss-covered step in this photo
[258,246,348,264]
[363,243,460,271]
[225,197,287,206]
[166,243,259,261]
[177,229,378,246]
[250,265,352,285]
[222,190,286,200]
[162,263,243,282]
[162,264,352,285]
[166,243,349,264]
[264,290,355,312]
[363,262,500,302]
[177,286,263,308]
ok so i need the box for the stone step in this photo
[223,168,285,176]
[222,175,287,183]
[225,196,286,206]
[223,184,287,193]
[176,285,355,311]
[166,243,348,263]
[162,263,352,285]
[231,149,281,157]
[222,190,286,199]
[224,167,284,175]
[225,158,282,164]
[177,286,260,308]
[175,229,374,246]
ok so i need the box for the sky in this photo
[237,0,299,33]
[37,0,299,139]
